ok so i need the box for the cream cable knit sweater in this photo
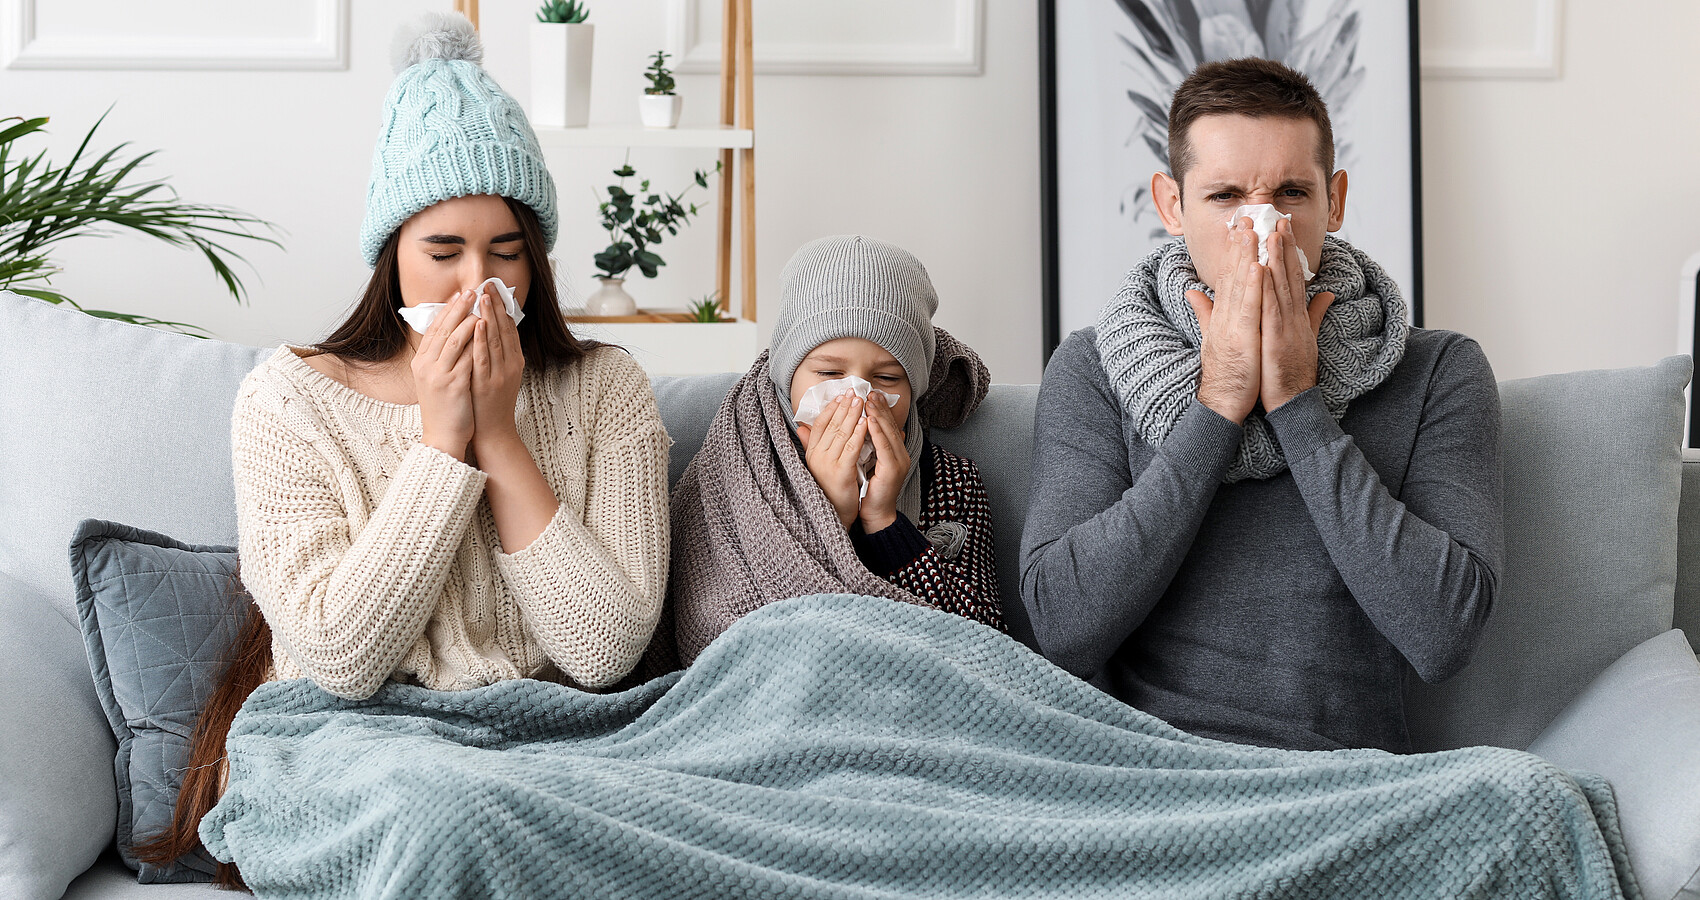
[231,344,670,700]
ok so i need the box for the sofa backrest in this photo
[0,292,269,618]
[1,290,1691,752]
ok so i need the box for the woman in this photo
[137,13,669,882]
[665,234,1004,667]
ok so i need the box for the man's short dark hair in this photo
[1167,57,1334,195]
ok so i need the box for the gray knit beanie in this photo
[768,235,940,406]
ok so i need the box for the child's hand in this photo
[796,393,866,530]
[858,393,909,533]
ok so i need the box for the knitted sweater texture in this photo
[231,345,670,700]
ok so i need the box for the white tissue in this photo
[793,376,900,497]
[1227,204,1315,281]
[397,277,525,334]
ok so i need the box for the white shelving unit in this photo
[524,0,760,375]
[535,120,762,374]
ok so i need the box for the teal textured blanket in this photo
[202,595,1638,899]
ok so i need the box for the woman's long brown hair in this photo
[131,578,268,888]
[134,196,593,887]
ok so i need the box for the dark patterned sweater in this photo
[851,442,1005,633]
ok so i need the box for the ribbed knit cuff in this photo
[1264,387,1344,459]
[850,512,931,577]
[1166,398,1244,483]
[392,441,488,525]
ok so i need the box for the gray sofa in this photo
[2,289,1697,899]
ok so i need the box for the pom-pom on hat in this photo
[359,11,557,267]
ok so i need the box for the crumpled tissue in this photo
[793,375,900,498]
[1228,204,1315,281]
[397,276,525,334]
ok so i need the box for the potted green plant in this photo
[530,0,594,128]
[638,50,681,129]
[0,114,278,335]
[587,157,719,315]
[687,292,728,323]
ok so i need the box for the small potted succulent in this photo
[687,292,729,322]
[586,157,720,315]
[638,50,681,129]
[529,0,593,128]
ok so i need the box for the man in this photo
[1020,58,1501,753]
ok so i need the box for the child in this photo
[667,235,1003,666]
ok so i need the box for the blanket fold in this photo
[204,595,1638,900]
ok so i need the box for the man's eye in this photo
[1281,189,1307,198]
[1209,193,1235,202]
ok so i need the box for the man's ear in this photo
[1153,172,1186,237]
[1326,169,1348,232]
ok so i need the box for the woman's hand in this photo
[858,393,909,533]
[796,393,867,530]
[470,282,525,453]
[412,290,478,461]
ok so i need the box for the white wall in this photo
[3,0,1695,384]
[1,0,1044,381]
[1418,1,1700,380]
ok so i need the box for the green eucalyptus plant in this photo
[0,113,280,335]
[593,155,720,281]
[687,292,727,323]
[643,51,676,95]
[536,0,589,24]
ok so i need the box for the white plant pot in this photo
[586,276,637,316]
[639,93,682,129]
[529,22,594,128]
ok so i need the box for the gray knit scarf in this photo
[659,329,989,668]
[1095,235,1408,482]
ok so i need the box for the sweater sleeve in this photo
[493,353,670,689]
[1018,331,1242,680]
[232,381,486,700]
[1262,338,1503,683]
[882,452,1006,632]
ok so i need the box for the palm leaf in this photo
[1,111,281,333]
[1262,0,1301,61]
[1126,90,1171,134]
[1114,0,1183,69]
[1156,0,1203,69]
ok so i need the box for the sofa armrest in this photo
[0,570,117,900]
[1675,449,1700,643]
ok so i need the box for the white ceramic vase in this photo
[639,93,682,129]
[586,276,637,316]
[529,22,594,128]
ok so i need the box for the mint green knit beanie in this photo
[360,12,557,267]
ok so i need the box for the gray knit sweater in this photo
[1019,327,1503,753]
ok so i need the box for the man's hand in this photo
[1259,219,1337,412]
[796,393,867,530]
[1186,219,1263,424]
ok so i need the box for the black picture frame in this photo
[1039,0,1424,362]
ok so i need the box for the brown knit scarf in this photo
[659,328,988,668]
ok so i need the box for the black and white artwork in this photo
[1040,0,1421,351]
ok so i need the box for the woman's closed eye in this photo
[428,251,522,262]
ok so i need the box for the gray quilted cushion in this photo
[69,520,250,884]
